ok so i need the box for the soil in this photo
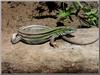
[1,1,99,73]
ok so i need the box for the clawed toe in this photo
[50,42,59,48]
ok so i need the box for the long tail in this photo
[62,36,99,45]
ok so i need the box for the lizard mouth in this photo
[66,28,76,34]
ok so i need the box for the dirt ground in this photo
[1,1,99,73]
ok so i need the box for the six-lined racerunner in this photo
[11,25,98,47]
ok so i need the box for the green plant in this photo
[57,1,98,27]
[74,1,98,27]
[57,5,76,22]
[80,8,98,27]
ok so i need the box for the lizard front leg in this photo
[50,36,58,48]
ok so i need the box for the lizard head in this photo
[65,27,76,34]
[58,27,76,36]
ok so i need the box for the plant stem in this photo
[76,0,83,8]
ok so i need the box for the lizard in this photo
[11,25,98,47]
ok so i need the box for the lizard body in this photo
[11,25,98,47]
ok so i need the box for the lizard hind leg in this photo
[50,36,58,48]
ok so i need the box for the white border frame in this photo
[0,0,99,75]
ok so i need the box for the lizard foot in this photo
[50,42,59,48]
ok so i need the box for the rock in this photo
[2,28,99,73]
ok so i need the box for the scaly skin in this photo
[11,25,98,47]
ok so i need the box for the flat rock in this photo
[2,27,99,73]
